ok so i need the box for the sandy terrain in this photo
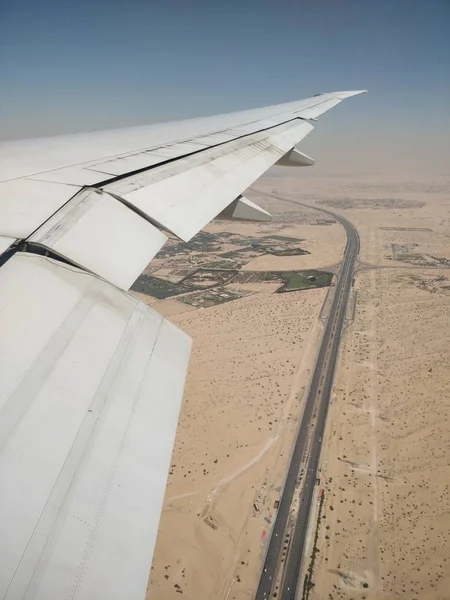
[145,168,450,599]
[253,172,450,268]
[268,170,450,600]
[147,286,327,599]
[143,195,349,599]
[311,266,450,600]
[207,218,346,272]
[240,220,345,272]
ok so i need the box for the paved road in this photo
[255,201,359,600]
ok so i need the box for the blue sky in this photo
[1,0,449,170]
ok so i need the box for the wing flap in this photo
[103,119,314,241]
[28,188,167,290]
[0,254,191,600]
[5,118,314,290]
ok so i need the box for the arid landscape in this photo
[143,169,450,600]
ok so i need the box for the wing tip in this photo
[336,90,368,98]
[313,90,367,98]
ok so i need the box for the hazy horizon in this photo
[1,0,449,173]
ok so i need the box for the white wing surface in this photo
[0,90,366,599]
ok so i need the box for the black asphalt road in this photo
[255,202,359,600]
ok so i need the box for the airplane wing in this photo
[0,90,366,599]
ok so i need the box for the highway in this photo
[255,201,359,600]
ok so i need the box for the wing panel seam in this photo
[90,116,306,189]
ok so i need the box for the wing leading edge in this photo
[0,90,366,599]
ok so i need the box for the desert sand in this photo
[145,168,450,599]
[258,171,450,600]
[148,287,327,599]
[144,201,346,599]
[311,266,450,600]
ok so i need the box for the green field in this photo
[278,270,333,292]
[271,247,309,257]
[131,275,191,299]
[233,237,266,246]
[179,288,249,308]
[264,235,303,242]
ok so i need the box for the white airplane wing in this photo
[0,90,365,600]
